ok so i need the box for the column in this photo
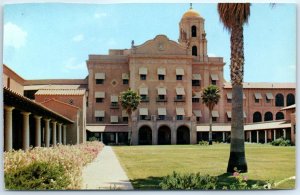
[34,115,42,147]
[222,132,225,143]
[51,121,57,146]
[283,129,286,139]
[256,131,259,143]
[21,112,31,151]
[63,125,67,145]
[58,123,62,144]
[116,132,119,144]
[44,119,51,147]
[273,129,276,140]
[264,130,267,144]
[249,131,252,143]
[100,132,103,142]
[4,106,14,151]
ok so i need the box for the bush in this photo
[271,137,291,146]
[5,162,70,190]
[88,136,99,141]
[198,141,209,146]
[159,171,217,190]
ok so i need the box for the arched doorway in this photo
[276,112,284,120]
[177,126,190,144]
[286,94,295,106]
[264,112,273,121]
[275,93,284,107]
[138,125,152,145]
[253,112,262,123]
[158,125,171,145]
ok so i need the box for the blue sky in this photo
[3,3,296,82]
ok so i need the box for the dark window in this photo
[276,112,284,120]
[192,80,200,86]
[212,117,217,122]
[96,98,103,103]
[227,117,231,122]
[192,98,200,103]
[140,75,147,80]
[176,95,183,100]
[141,95,148,101]
[196,117,200,122]
[275,94,284,107]
[7,77,10,88]
[96,79,104,84]
[177,115,183,120]
[286,93,295,106]
[211,80,217,85]
[191,25,197,37]
[192,46,197,56]
[140,115,147,120]
[158,115,166,120]
[123,117,128,122]
[255,99,259,103]
[266,96,271,103]
[253,112,262,122]
[111,102,118,106]
[264,112,273,121]
[123,79,129,84]
[176,75,183,80]
[227,99,232,103]
[96,117,104,122]
[158,75,165,80]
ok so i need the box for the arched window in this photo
[191,25,197,37]
[264,112,273,121]
[253,112,262,123]
[275,93,284,107]
[286,93,295,106]
[192,46,197,56]
[276,112,284,120]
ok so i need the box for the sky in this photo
[3,3,296,82]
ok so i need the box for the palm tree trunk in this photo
[209,109,213,145]
[227,24,248,173]
[128,113,132,145]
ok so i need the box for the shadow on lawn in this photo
[130,173,268,190]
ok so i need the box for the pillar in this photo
[249,131,252,143]
[4,106,14,151]
[21,112,31,151]
[256,131,259,143]
[63,125,67,145]
[283,129,286,139]
[51,121,57,146]
[58,123,62,144]
[273,129,276,140]
[116,132,118,144]
[222,132,225,143]
[44,119,51,147]
[34,115,42,147]
[264,130,267,144]
[100,132,103,142]
[171,129,176,145]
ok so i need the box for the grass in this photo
[113,143,295,190]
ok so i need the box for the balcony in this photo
[174,96,186,102]
[110,103,119,109]
[140,97,150,102]
[156,97,167,102]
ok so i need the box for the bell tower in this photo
[179,4,208,61]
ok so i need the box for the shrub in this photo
[159,171,217,190]
[271,137,291,146]
[5,161,70,190]
[198,141,209,146]
[88,136,99,141]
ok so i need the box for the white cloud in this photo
[4,22,27,49]
[64,57,86,71]
[72,34,84,42]
[94,12,107,19]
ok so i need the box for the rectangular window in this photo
[140,95,149,102]
[96,79,104,84]
[123,117,128,122]
[96,98,103,103]
[177,115,183,120]
[227,99,232,103]
[192,80,200,86]
[96,117,104,122]
[158,115,166,120]
[123,79,129,84]
[227,117,231,122]
[140,75,147,80]
[211,80,217,85]
[255,99,260,103]
[140,115,147,120]
[192,98,200,103]
[159,95,165,100]
[196,117,200,122]
[266,97,271,103]
[176,75,183,80]
[212,117,217,122]
[177,95,183,100]
[158,75,165,80]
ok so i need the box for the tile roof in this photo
[24,85,82,90]
[35,89,86,95]
[223,82,296,89]
[86,125,128,132]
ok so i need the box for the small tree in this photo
[120,88,141,145]
[201,85,221,145]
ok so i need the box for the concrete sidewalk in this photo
[81,146,133,190]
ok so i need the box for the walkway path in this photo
[81,146,133,190]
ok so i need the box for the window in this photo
[211,80,217,85]
[227,99,232,103]
[192,46,197,56]
[275,93,284,107]
[123,79,129,84]
[140,115,147,120]
[192,98,200,103]
[123,117,128,122]
[176,95,183,100]
[227,117,231,122]
[140,74,147,80]
[177,115,183,120]
[158,115,166,120]
[158,95,165,100]
[96,79,104,84]
[176,75,183,80]
[212,117,217,122]
[191,25,197,37]
[96,117,104,122]
[158,75,165,80]
[255,99,259,103]
[253,112,262,122]
[287,94,295,106]
[192,80,200,86]
[264,112,273,121]
[266,97,271,103]
[141,95,149,102]
[96,98,103,103]
[196,117,200,122]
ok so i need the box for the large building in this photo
[3,7,296,150]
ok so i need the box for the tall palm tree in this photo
[218,3,250,173]
[120,88,141,145]
[201,85,220,145]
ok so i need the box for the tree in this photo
[217,3,250,173]
[201,85,220,145]
[120,88,141,145]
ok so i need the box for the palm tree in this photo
[120,88,141,145]
[201,85,220,145]
[217,3,250,173]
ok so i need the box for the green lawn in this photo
[113,143,295,190]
